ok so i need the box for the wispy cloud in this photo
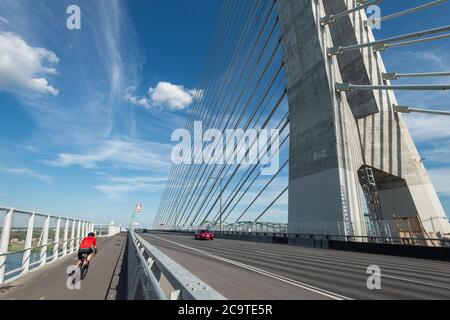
[384,47,450,175]
[404,114,450,143]
[45,139,172,171]
[0,166,53,183]
[94,176,167,199]
[388,49,450,110]
[428,169,450,196]
[0,16,9,25]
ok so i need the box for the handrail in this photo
[0,237,84,257]
[128,231,226,300]
[0,206,89,221]
[0,206,94,285]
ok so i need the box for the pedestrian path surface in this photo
[0,233,126,300]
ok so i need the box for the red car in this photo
[195,229,215,240]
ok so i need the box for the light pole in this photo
[209,176,224,232]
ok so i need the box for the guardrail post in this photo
[0,208,13,284]
[63,219,69,256]
[76,220,81,247]
[40,215,50,267]
[53,217,61,261]
[82,221,86,238]
[70,219,76,253]
[22,212,35,275]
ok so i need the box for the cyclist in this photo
[77,232,97,269]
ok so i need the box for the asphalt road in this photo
[0,233,126,300]
[140,232,450,300]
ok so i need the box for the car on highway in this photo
[194,229,215,240]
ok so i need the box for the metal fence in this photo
[154,228,450,248]
[127,231,226,300]
[0,207,93,285]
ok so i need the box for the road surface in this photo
[140,232,450,300]
[0,233,126,300]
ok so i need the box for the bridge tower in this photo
[276,0,450,236]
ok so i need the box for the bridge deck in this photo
[141,232,450,300]
[0,233,126,300]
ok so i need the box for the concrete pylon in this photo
[276,0,450,236]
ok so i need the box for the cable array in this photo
[153,0,289,231]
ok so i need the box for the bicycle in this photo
[79,252,90,280]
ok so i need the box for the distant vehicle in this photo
[195,229,215,240]
[142,229,148,233]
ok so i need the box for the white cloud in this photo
[46,139,172,171]
[0,32,59,96]
[94,176,167,199]
[125,82,199,111]
[0,166,53,183]
[149,82,198,110]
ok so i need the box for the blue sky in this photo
[0,0,222,227]
[0,0,449,227]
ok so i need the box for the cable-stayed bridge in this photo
[153,0,450,239]
[1,0,450,301]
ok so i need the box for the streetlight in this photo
[209,176,224,233]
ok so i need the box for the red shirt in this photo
[79,236,97,249]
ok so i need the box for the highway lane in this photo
[0,233,126,300]
[140,232,450,300]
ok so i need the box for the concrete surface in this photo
[0,233,126,300]
[141,232,450,300]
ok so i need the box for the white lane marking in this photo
[215,243,450,277]
[198,238,450,292]
[187,236,450,292]
[149,234,352,300]
[381,274,450,291]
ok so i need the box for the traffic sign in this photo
[135,203,142,213]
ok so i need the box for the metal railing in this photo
[128,231,226,300]
[0,206,93,285]
[153,227,450,248]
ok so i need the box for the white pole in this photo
[22,212,35,275]
[53,217,61,261]
[76,220,81,247]
[82,221,86,238]
[0,208,13,284]
[63,219,69,257]
[40,215,50,267]
[70,220,76,253]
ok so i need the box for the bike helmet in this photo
[88,232,95,237]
